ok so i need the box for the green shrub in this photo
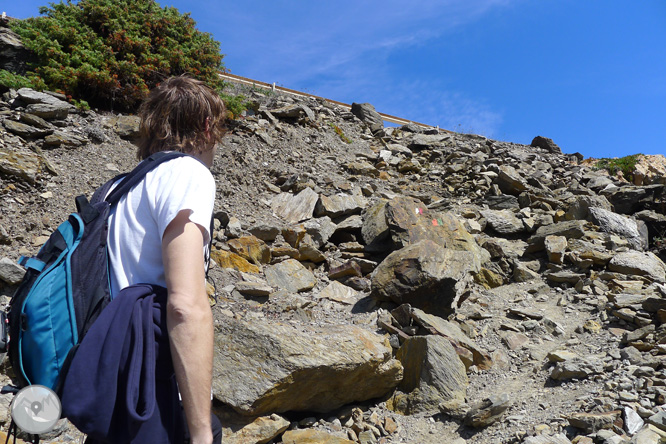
[10,0,226,111]
[70,98,90,111]
[0,69,46,91]
[220,93,249,119]
[594,154,642,182]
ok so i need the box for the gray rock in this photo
[264,259,316,293]
[350,103,384,134]
[315,192,367,218]
[568,411,618,433]
[0,147,50,184]
[609,251,666,282]
[496,165,528,195]
[248,223,281,242]
[565,194,613,220]
[334,214,363,232]
[625,406,645,435]
[630,427,663,444]
[225,216,243,238]
[545,270,585,284]
[43,131,88,148]
[480,209,524,235]
[551,358,602,380]
[110,115,141,139]
[235,281,273,297]
[269,104,315,122]
[371,240,477,318]
[213,317,402,415]
[523,434,572,444]
[303,216,337,248]
[20,112,53,129]
[513,262,541,282]
[410,308,492,370]
[0,28,35,74]
[3,119,53,139]
[406,133,451,150]
[0,257,25,285]
[316,281,358,305]
[586,175,616,190]
[361,199,391,253]
[622,324,655,344]
[589,207,648,251]
[271,188,320,223]
[647,410,666,432]
[542,317,566,336]
[17,88,72,107]
[527,220,586,252]
[483,195,520,210]
[602,185,664,215]
[545,235,567,264]
[531,136,562,154]
[25,103,71,120]
[463,393,512,427]
[393,335,468,415]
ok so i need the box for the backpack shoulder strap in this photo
[104,151,191,206]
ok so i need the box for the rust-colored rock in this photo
[211,249,260,273]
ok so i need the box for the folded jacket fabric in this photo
[60,284,184,443]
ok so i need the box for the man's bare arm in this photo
[162,210,213,444]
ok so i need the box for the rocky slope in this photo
[2,83,666,444]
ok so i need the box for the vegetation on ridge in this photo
[593,154,642,182]
[2,0,242,112]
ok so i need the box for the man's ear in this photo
[204,116,211,133]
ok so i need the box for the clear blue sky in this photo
[7,1,666,159]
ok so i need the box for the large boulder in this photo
[480,209,525,235]
[350,102,384,134]
[588,207,648,251]
[0,147,52,184]
[271,188,320,223]
[531,136,562,154]
[384,196,489,266]
[315,192,367,218]
[410,308,492,370]
[264,259,316,293]
[608,251,666,282]
[212,317,403,416]
[390,335,468,415]
[565,195,612,221]
[361,199,391,253]
[0,26,35,75]
[371,240,480,317]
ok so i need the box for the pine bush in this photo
[9,0,226,111]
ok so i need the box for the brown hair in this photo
[136,76,226,160]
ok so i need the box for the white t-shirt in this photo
[107,155,215,297]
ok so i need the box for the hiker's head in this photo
[137,76,226,163]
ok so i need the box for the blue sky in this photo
[7,1,666,159]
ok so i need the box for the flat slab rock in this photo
[282,429,355,444]
[271,188,319,223]
[222,414,290,444]
[609,251,666,282]
[212,317,402,416]
[264,259,316,293]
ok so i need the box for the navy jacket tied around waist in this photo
[60,284,184,443]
